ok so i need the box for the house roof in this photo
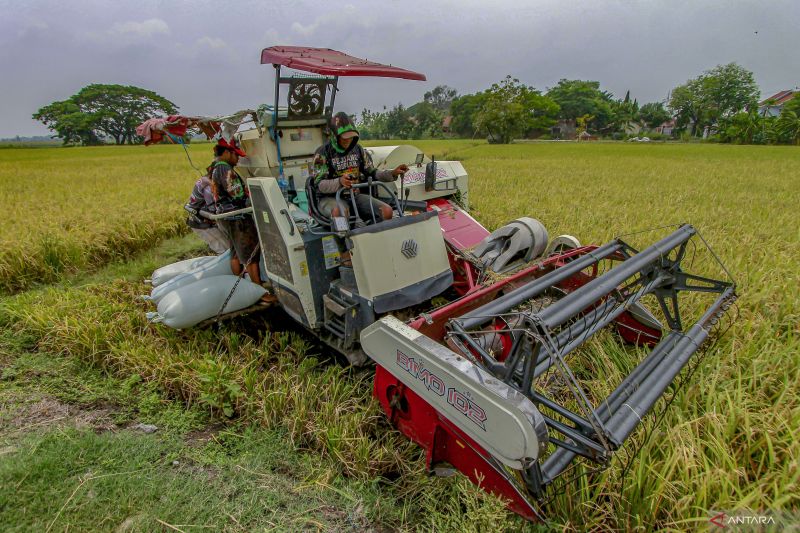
[759,90,796,106]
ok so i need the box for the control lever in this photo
[424,157,437,192]
[399,172,406,214]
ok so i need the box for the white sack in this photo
[150,254,219,287]
[146,275,266,329]
[147,251,233,304]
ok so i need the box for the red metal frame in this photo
[428,198,489,295]
[374,365,542,521]
[260,46,427,80]
[373,230,665,520]
[408,244,596,340]
[373,246,594,522]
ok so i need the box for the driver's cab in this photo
[230,47,467,363]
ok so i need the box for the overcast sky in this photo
[1,0,797,137]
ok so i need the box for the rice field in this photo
[0,140,479,294]
[1,140,797,530]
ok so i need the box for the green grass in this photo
[1,141,798,530]
[0,234,519,532]
[0,353,394,532]
[2,428,359,532]
[0,333,454,532]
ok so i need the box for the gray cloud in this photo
[1,0,797,137]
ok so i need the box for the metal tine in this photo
[536,225,696,330]
[455,240,625,330]
[542,287,734,481]
[604,287,735,443]
[532,275,665,379]
[594,330,683,421]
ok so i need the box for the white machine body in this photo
[349,212,452,313]
[360,316,549,468]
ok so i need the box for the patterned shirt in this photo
[312,142,393,195]
[186,174,216,229]
[211,161,248,213]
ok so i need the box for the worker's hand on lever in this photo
[392,164,409,177]
[339,174,355,189]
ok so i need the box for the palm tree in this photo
[723,111,761,144]
[776,110,800,145]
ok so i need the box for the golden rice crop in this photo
[0,140,478,294]
[1,140,798,529]
[0,144,214,293]
[461,141,800,528]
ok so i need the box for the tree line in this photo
[358,63,800,145]
[33,63,800,146]
[358,77,676,142]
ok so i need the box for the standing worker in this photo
[210,138,275,302]
[185,161,231,254]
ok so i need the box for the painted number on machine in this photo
[396,350,487,431]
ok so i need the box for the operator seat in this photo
[305,175,332,227]
[304,175,401,229]
[305,175,365,228]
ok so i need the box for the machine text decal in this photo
[402,168,448,185]
[396,350,487,431]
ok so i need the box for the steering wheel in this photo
[335,178,404,228]
[305,176,404,231]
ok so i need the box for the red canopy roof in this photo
[260,46,426,81]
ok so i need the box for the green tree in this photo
[423,85,458,111]
[384,104,413,139]
[407,101,445,138]
[358,108,389,139]
[608,91,641,134]
[33,84,178,145]
[702,63,759,120]
[576,114,594,137]
[473,76,559,143]
[73,84,178,144]
[776,98,800,145]
[449,92,487,137]
[521,89,560,134]
[32,100,101,145]
[546,79,614,132]
[639,102,671,130]
[668,63,758,137]
[721,110,762,144]
[668,84,704,135]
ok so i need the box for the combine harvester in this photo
[143,47,737,521]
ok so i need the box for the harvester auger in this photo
[141,46,737,522]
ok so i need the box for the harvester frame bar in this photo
[542,285,735,481]
[443,225,735,495]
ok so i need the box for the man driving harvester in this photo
[312,112,408,224]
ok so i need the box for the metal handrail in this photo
[198,207,253,221]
